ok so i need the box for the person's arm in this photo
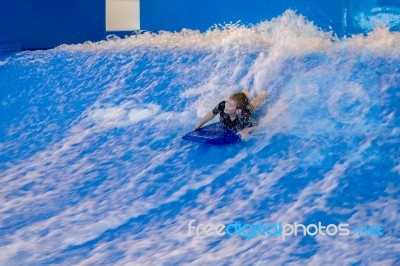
[250,90,267,110]
[194,111,216,130]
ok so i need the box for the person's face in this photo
[224,98,238,114]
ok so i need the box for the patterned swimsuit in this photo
[212,101,256,132]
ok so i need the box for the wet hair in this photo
[229,92,250,110]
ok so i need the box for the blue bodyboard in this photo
[182,122,241,145]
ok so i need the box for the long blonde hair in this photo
[229,92,249,110]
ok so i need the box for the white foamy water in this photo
[89,103,160,128]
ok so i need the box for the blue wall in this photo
[0,0,106,49]
[141,0,344,35]
[0,0,399,50]
[345,0,400,33]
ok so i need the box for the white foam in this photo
[345,26,400,56]
[393,164,400,173]
[0,59,9,66]
[54,10,336,55]
[89,103,160,127]
[52,9,400,58]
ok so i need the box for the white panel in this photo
[106,0,140,31]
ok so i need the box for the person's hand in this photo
[259,90,267,98]
[194,124,201,130]
[238,128,250,141]
[242,88,251,98]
